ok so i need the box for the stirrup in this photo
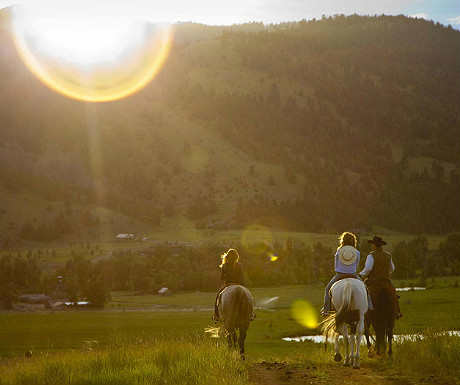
[250,313,256,321]
[212,314,219,323]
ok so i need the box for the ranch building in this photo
[116,233,135,240]
[158,287,173,296]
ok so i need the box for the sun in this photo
[9,0,173,102]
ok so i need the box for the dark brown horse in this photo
[364,281,399,357]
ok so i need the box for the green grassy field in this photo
[0,282,459,384]
[1,282,459,357]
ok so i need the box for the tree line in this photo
[1,233,458,308]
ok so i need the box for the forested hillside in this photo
[0,13,459,244]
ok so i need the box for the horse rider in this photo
[212,248,255,322]
[359,236,402,319]
[321,231,373,316]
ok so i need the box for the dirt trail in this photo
[249,361,442,385]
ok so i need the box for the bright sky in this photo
[0,0,459,27]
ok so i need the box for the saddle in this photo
[329,275,364,314]
[367,281,399,303]
[216,283,239,307]
[335,274,359,282]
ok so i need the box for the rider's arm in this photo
[360,254,374,277]
[389,258,395,273]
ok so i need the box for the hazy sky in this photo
[1,0,459,27]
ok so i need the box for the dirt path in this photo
[248,361,441,385]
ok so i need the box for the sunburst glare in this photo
[9,0,173,102]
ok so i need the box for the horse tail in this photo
[321,280,352,340]
[335,280,352,331]
[379,289,396,340]
[321,312,337,342]
[219,286,245,337]
[373,285,396,352]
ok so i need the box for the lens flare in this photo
[240,224,273,253]
[9,3,173,102]
[181,146,209,173]
[291,299,318,329]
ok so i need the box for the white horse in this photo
[321,278,368,369]
[207,285,253,359]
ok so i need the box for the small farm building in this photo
[116,234,135,240]
[158,287,173,296]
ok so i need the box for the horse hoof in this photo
[343,361,351,367]
[334,353,342,362]
[353,365,360,369]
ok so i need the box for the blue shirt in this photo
[334,247,360,274]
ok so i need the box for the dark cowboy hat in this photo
[368,236,387,246]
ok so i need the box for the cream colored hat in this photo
[338,245,358,265]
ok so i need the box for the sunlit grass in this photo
[390,329,460,383]
[0,336,248,385]
[0,311,211,357]
[0,283,459,384]
[2,325,457,385]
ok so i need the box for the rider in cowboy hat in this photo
[360,236,402,319]
[321,231,373,316]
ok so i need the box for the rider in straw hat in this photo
[360,236,402,318]
[321,231,373,316]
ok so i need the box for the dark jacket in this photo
[367,249,392,284]
[220,262,246,286]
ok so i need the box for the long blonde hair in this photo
[220,249,239,269]
[337,232,357,251]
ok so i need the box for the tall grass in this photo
[391,329,460,383]
[256,329,460,384]
[0,335,248,385]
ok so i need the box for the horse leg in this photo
[364,326,373,358]
[388,330,393,358]
[238,328,247,360]
[375,328,385,356]
[364,313,372,348]
[232,330,237,347]
[340,325,351,367]
[226,330,236,348]
[353,318,364,369]
[349,331,356,368]
[227,333,233,348]
[333,333,342,362]
[364,325,370,348]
